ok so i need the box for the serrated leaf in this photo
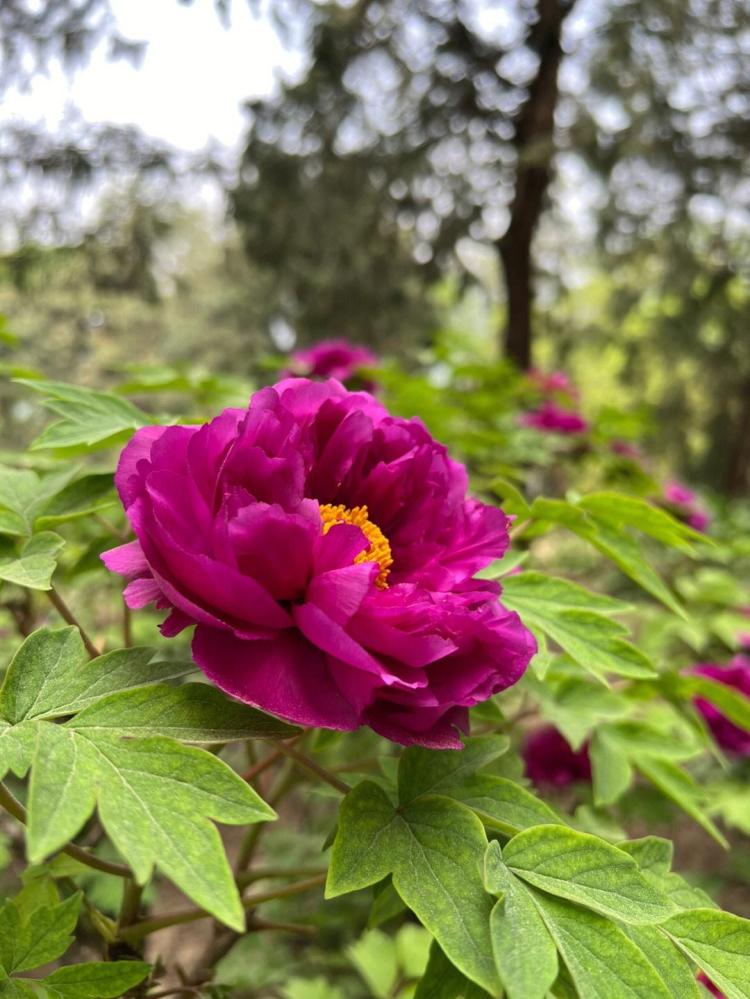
[663,909,750,999]
[623,925,702,999]
[25,723,275,930]
[71,683,300,742]
[414,942,491,999]
[502,574,656,681]
[0,629,194,723]
[326,782,498,994]
[503,824,674,924]
[532,892,673,999]
[578,493,701,550]
[6,894,81,974]
[635,757,728,848]
[16,379,151,452]
[530,499,684,616]
[484,842,557,999]
[0,533,64,590]
[398,736,509,805]
[41,960,150,998]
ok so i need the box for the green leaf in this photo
[590,732,633,806]
[0,722,35,780]
[71,683,300,742]
[623,925,702,999]
[15,379,151,452]
[484,842,558,999]
[326,782,498,994]
[635,757,728,848]
[600,722,701,761]
[26,724,275,930]
[662,909,750,999]
[532,892,673,999]
[35,473,117,529]
[0,533,64,590]
[682,675,750,732]
[617,837,673,876]
[502,573,656,681]
[445,774,564,835]
[530,500,684,616]
[0,465,76,537]
[347,930,398,998]
[4,894,80,974]
[578,493,701,550]
[414,942,491,999]
[502,571,633,615]
[0,629,195,723]
[397,736,509,805]
[41,961,151,998]
[619,836,716,912]
[503,824,675,924]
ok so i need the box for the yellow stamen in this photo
[319,503,393,589]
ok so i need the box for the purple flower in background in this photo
[523,726,592,786]
[692,655,750,756]
[520,401,589,436]
[288,339,377,386]
[103,379,534,748]
[662,480,711,533]
[697,972,726,997]
[663,481,697,507]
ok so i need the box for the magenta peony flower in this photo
[287,339,377,385]
[523,726,592,786]
[520,401,589,436]
[102,379,534,748]
[692,655,750,756]
[697,972,726,997]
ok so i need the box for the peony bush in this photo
[0,343,748,998]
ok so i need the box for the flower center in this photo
[319,503,393,590]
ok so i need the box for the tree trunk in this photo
[726,374,750,496]
[499,0,574,369]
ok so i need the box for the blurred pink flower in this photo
[288,339,377,386]
[520,401,589,436]
[523,726,592,786]
[661,480,711,533]
[692,655,750,756]
[103,378,535,748]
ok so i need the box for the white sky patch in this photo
[1,0,302,153]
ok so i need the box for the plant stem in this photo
[236,866,326,889]
[123,599,133,648]
[509,517,532,542]
[119,873,327,942]
[47,587,100,659]
[0,782,129,878]
[117,878,144,931]
[270,740,351,795]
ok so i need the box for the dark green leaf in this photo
[41,960,151,998]
[484,842,558,999]
[532,892,673,999]
[71,683,300,742]
[503,824,674,924]
[397,736,509,805]
[414,942,491,999]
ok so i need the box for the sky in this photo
[2,0,302,154]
